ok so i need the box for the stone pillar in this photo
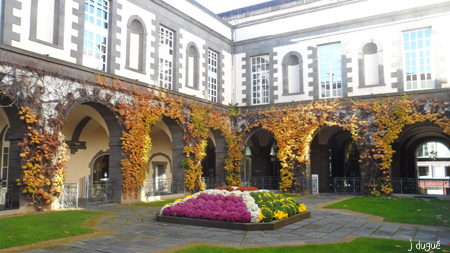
[109,143,123,203]
[167,120,185,194]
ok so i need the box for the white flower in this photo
[250,211,261,223]
[230,191,242,197]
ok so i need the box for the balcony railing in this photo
[85,181,114,204]
[201,177,224,189]
[144,178,179,197]
[392,178,450,195]
[334,177,362,194]
[59,183,78,209]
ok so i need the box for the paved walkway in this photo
[25,195,450,252]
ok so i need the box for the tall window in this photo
[319,43,342,98]
[186,44,199,89]
[403,29,433,90]
[159,26,174,90]
[36,0,56,43]
[363,42,379,85]
[282,53,303,95]
[127,18,145,72]
[208,50,218,102]
[1,129,9,185]
[83,0,109,71]
[251,55,270,105]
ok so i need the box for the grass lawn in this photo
[175,237,450,253]
[323,197,450,227]
[0,210,107,249]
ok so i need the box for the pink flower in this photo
[226,212,240,222]
[239,212,251,223]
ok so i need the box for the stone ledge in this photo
[156,211,311,231]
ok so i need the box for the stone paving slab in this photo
[18,195,450,252]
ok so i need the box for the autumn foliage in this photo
[18,107,68,210]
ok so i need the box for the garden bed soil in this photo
[156,211,311,231]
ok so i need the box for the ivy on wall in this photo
[4,63,450,211]
[18,107,68,210]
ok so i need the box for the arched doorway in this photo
[92,154,109,182]
[310,126,360,193]
[63,104,120,204]
[242,128,280,189]
[0,95,24,210]
[391,122,450,195]
[145,120,175,197]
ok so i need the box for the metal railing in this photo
[59,183,78,209]
[86,181,114,204]
[392,178,450,195]
[201,177,224,189]
[144,178,178,197]
[0,184,13,211]
[240,176,280,190]
[334,177,362,194]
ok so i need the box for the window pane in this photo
[251,55,270,105]
[403,29,433,91]
[319,43,342,98]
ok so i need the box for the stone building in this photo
[0,0,449,211]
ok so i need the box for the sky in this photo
[194,0,271,14]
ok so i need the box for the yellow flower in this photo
[259,211,265,222]
[273,210,288,220]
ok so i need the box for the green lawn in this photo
[0,210,107,249]
[323,197,450,227]
[175,237,450,253]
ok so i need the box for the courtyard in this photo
[2,195,449,252]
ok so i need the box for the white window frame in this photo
[83,0,109,71]
[159,26,174,90]
[403,28,434,91]
[208,50,218,102]
[251,55,270,105]
[319,43,342,98]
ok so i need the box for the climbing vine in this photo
[257,100,345,192]
[18,107,68,210]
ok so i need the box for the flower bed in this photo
[159,189,308,225]
[215,186,258,192]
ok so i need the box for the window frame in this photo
[83,0,110,71]
[208,49,219,102]
[318,43,343,99]
[251,55,270,105]
[158,26,175,90]
[402,28,434,91]
[125,16,146,73]
[29,0,65,48]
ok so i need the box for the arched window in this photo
[126,17,146,73]
[185,43,199,89]
[282,52,303,95]
[363,42,379,85]
[359,40,384,87]
[30,0,65,46]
